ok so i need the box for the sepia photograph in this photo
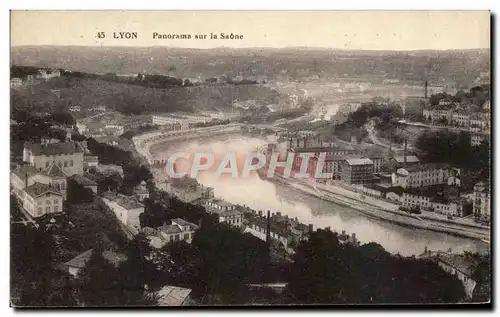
[9,10,491,307]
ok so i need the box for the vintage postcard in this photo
[10,10,491,307]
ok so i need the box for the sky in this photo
[11,11,490,50]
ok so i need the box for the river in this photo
[149,134,489,257]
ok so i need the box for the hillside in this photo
[10,76,280,114]
[11,46,490,86]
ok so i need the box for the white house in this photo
[11,164,68,202]
[147,218,199,248]
[473,181,490,222]
[23,141,85,176]
[392,163,454,188]
[101,192,144,234]
[205,198,243,227]
[16,182,64,218]
[62,249,127,278]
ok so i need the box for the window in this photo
[175,234,180,241]
[46,200,51,205]
[54,199,59,204]
[37,207,42,215]
[54,206,58,213]
[70,160,74,166]
[64,161,68,167]
[169,235,173,242]
[45,207,50,214]
[184,233,189,240]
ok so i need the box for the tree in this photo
[286,230,466,304]
[113,234,160,305]
[78,249,119,306]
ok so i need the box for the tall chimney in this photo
[266,210,271,244]
[25,172,29,188]
[404,138,408,167]
[424,81,428,99]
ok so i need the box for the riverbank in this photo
[273,176,490,242]
[133,127,490,245]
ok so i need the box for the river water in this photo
[150,134,489,257]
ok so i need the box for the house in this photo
[165,178,209,203]
[70,174,98,194]
[10,77,23,88]
[151,218,199,247]
[471,133,489,147]
[19,182,64,218]
[400,192,465,217]
[205,198,243,227]
[419,251,481,299]
[390,155,420,169]
[340,158,374,185]
[84,155,99,170]
[337,230,360,246]
[62,249,127,278]
[304,154,362,181]
[155,285,192,306]
[23,141,85,176]
[38,69,61,80]
[392,163,454,189]
[134,181,150,202]
[473,181,490,222]
[101,192,144,234]
[362,147,388,174]
[11,163,68,201]
[244,213,292,252]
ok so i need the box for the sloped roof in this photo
[24,141,84,156]
[24,182,62,199]
[101,192,144,210]
[393,155,420,164]
[405,163,451,173]
[11,165,45,180]
[436,253,480,278]
[46,163,67,178]
[156,285,192,306]
[63,249,127,269]
[345,158,373,166]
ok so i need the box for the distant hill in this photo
[11,46,490,87]
[10,76,280,115]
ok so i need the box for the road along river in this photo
[149,134,489,257]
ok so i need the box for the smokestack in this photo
[404,138,408,167]
[25,172,29,188]
[424,81,428,99]
[266,210,271,244]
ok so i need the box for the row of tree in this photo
[415,130,490,172]
[429,85,490,107]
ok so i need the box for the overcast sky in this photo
[11,11,490,50]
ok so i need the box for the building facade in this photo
[23,141,85,176]
[340,158,374,184]
[473,181,490,222]
[18,182,64,218]
[101,192,144,234]
[392,164,454,189]
[205,199,244,227]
